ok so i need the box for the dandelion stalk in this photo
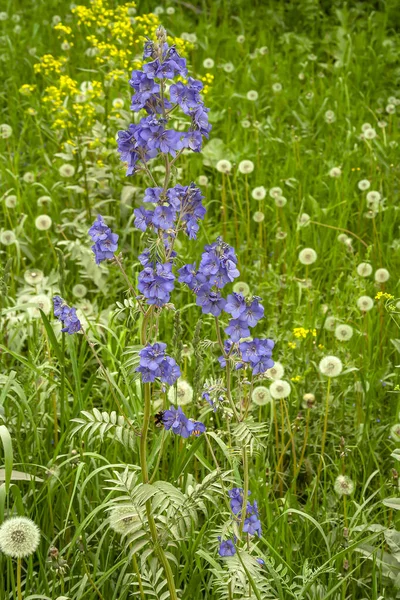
[17,558,22,600]
[316,376,332,492]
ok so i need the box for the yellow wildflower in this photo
[375,291,394,301]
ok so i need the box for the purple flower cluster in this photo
[136,343,180,384]
[53,296,81,335]
[218,537,236,557]
[88,215,119,264]
[134,183,206,239]
[228,488,262,537]
[117,40,211,176]
[178,238,240,317]
[162,405,206,438]
[224,293,264,342]
[137,256,175,307]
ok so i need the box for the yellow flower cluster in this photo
[54,23,73,37]
[19,84,36,95]
[375,291,394,301]
[34,54,67,76]
[199,72,214,95]
[291,375,302,382]
[293,327,317,339]
[288,342,297,349]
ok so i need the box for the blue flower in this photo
[196,285,226,316]
[244,501,262,537]
[224,318,251,343]
[162,405,205,438]
[136,344,180,385]
[198,238,240,289]
[239,338,274,374]
[218,538,236,557]
[138,262,175,307]
[88,215,119,264]
[228,487,250,515]
[53,296,81,335]
[225,293,247,319]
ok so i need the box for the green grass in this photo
[1,0,400,598]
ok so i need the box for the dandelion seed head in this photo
[251,386,271,406]
[390,424,400,441]
[238,160,254,174]
[298,213,310,227]
[357,296,374,312]
[197,175,208,186]
[223,62,234,73]
[276,229,287,240]
[319,355,343,377]
[334,324,353,341]
[28,294,52,318]
[59,164,75,178]
[334,475,354,496]
[366,191,381,204]
[386,104,396,114]
[166,6,175,15]
[236,35,245,44]
[272,83,282,93]
[253,211,264,223]
[37,195,52,207]
[270,380,291,399]
[337,233,350,244]
[269,186,282,199]
[72,284,88,299]
[329,167,341,178]
[246,90,258,101]
[216,159,232,174]
[298,248,317,265]
[364,128,376,140]
[358,179,370,190]
[241,119,251,128]
[0,517,40,558]
[203,58,214,69]
[275,196,287,207]
[374,268,390,283]
[0,230,16,245]
[4,194,17,208]
[167,379,193,406]
[357,262,372,277]
[324,110,336,123]
[251,186,266,200]
[35,215,52,231]
[302,393,315,409]
[266,362,284,380]
[23,172,35,183]
[112,98,124,109]
[0,124,12,139]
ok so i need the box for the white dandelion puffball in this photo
[198,175,208,186]
[37,195,52,207]
[253,211,264,223]
[324,316,336,331]
[233,281,250,296]
[334,475,354,497]
[0,124,12,139]
[251,186,266,200]
[302,393,316,409]
[23,172,35,183]
[358,179,370,191]
[275,196,287,207]
[266,362,284,380]
[276,229,287,240]
[270,380,291,399]
[366,191,381,204]
[390,424,400,442]
[28,295,52,318]
[59,164,75,178]
[238,160,254,174]
[361,122,372,132]
[357,262,373,277]
[374,268,390,283]
[5,195,17,208]
[357,296,374,312]
[364,128,377,140]
[329,167,341,178]
[0,517,40,558]
[298,248,317,265]
[167,379,193,406]
[334,324,353,341]
[216,159,232,174]
[298,213,310,227]
[109,506,140,535]
[386,104,396,114]
[319,355,343,377]
[223,62,234,73]
[61,41,71,51]
[35,215,52,231]
[203,58,214,69]
[241,119,251,128]
[251,386,271,406]
[236,34,245,43]
[272,83,282,93]
[0,230,16,246]
[24,269,44,286]
[324,110,336,123]
[246,90,258,101]
[337,233,349,244]
[112,98,124,109]
[166,6,175,14]
[269,186,282,199]
[72,284,88,299]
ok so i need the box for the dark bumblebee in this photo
[154,410,165,427]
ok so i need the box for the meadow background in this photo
[1,0,400,598]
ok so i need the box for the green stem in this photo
[132,553,146,600]
[316,377,332,493]
[17,558,22,600]
[238,445,249,537]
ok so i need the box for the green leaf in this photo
[0,425,13,494]
[40,309,63,362]
[383,498,400,510]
